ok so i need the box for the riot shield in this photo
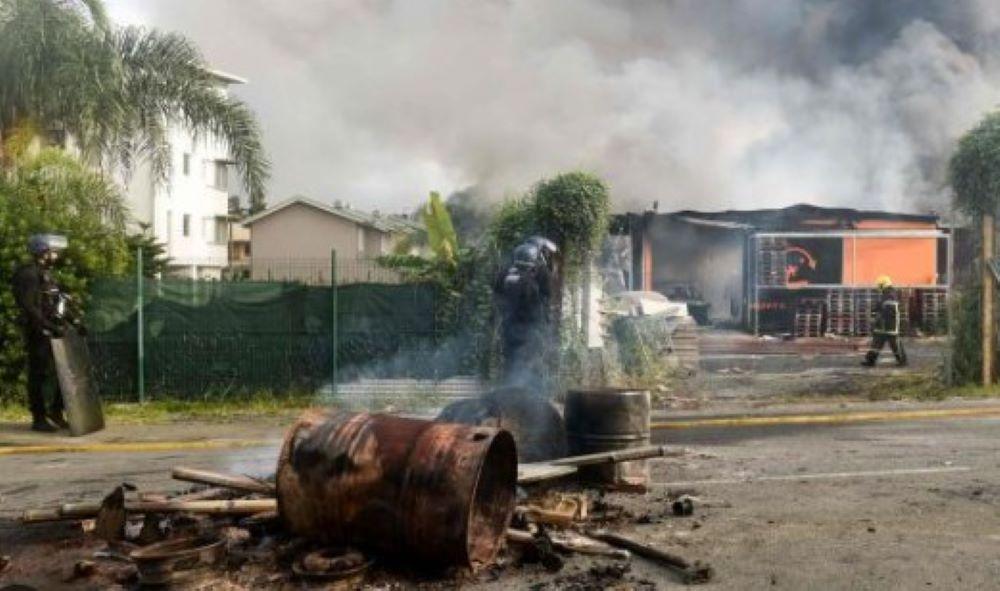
[51,327,105,436]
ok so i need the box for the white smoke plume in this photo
[108,0,1000,214]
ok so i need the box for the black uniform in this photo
[863,290,907,366]
[11,260,64,421]
[494,245,553,383]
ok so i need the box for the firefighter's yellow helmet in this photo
[876,275,893,289]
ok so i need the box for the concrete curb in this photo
[649,397,1000,422]
[651,398,1000,429]
[0,437,281,456]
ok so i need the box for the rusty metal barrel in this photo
[275,409,517,571]
[564,388,651,484]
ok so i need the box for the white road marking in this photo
[653,466,972,487]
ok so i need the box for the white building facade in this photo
[124,71,246,279]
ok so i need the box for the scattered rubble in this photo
[67,559,96,581]
[11,409,716,589]
[590,530,714,584]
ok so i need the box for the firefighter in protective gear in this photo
[494,237,557,384]
[11,234,70,432]
[862,275,907,367]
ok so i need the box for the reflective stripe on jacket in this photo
[873,299,900,336]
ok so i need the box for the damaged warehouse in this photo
[616,203,952,336]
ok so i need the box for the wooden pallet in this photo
[793,300,825,338]
[756,238,787,286]
[669,317,700,372]
[825,290,855,335]
[920,289,948,334]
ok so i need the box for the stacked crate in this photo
[794,300,825,338]
[670,316,700,374]
[756,238,787,286]
[898,289,912,334]
[854,289,877,336]
[920,289,948,334]
[825,290,855,335]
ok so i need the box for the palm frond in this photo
[0,0,120,147]
[70,0,111,34]
[0,5,269,207]
[113,27,270,209]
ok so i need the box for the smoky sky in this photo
[107,0,1000,214]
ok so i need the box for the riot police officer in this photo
[862,275,907,367]
[11,234,70,432]
[494,236,557,383]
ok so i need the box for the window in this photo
[357,227,365,254]
[213,217,228,244]
[214,161,229,191]
[182,214,191,237]
[166,211,173,238]
[182,153,191,176]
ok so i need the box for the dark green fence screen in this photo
[86,278,442,400]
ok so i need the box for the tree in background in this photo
[377,192,495,377]
[533,172,611,271]
[949,111,1000,384]
[487,196,538,256]
[0,148,130,403]
[127,223,171,277]
[487,172,611,276]
[422,191,459,269]
[0,0,270,210]
[383,192,460,280]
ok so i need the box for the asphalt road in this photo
[2,412,1000,589]
[639,415,1000,590]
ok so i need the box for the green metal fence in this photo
[85,253,451,401]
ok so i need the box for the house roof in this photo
[242,196,421,234]
[613,203,941,234]
[669,203,939,230]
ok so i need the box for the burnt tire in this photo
[437,386,566,462]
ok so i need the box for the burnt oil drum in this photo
[564,388,651,484]
[275,409,517,571]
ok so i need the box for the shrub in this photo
[532,171,610,269]
[0,149,129,403]
[948,285,986,385]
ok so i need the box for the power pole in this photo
[983,212,995,385]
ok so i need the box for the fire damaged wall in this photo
[646,217,745,324]
[624,205,951,335]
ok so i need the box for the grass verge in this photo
[859,371,1000,402]
[0,392,316,425]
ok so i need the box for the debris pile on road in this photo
[16,408,716,588]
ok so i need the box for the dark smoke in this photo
[109,0,1000,213]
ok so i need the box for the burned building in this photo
[615,204,951,336]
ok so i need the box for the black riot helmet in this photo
[28,233,68,259]
[512,242,541,269]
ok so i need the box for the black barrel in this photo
[564,388,651,484]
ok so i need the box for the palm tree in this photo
[0,0,270,210]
